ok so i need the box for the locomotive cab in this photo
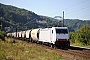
[54,27,70,48]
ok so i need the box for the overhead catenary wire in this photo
[51,0,90,20]
[65,5,90,16]
[65,0,90,20]
[64,0,86,12]
[65,5,90,20]
[51,0,86,16]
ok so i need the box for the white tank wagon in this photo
[12,32,19,38]
[31,29,40,41]
[6,33,12,37]
[18,31,22,39]
[25,30,31,39]
[13,32,16,38]
[6,33,9,37]
[21,31,26,40]
[16,32,19,38]
[11,33,14,37]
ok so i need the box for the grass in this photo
[0,37,66,60]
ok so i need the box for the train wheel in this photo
[27,39,30,42]
[50,44,56,49]
[36,41,39,44]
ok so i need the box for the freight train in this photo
[7,27,70,49]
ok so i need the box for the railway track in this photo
[45,46,90,60]
[55,49,90,60]
[35,43,90,60]
[14,39,90,60]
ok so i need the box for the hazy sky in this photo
[0,0,90,20]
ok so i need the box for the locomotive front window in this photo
[56,29,68,34]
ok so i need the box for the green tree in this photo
[70,32,75,43]
[70,26,90,46]
[78,26,90,45]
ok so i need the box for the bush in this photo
[70,32,75,43]
[70,26,90,46]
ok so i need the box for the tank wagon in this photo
[13,32,16,38]
[6,33,12,37]
[21,31,26,40]
[16,32,19,38]
[25,30,31,41]
[31,29,40,42]
[18,31,22,39]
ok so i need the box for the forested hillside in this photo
[64,19,90,31]
[0,3,61,32]
[0,3,90,32]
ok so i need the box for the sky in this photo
[0,0,90,20]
